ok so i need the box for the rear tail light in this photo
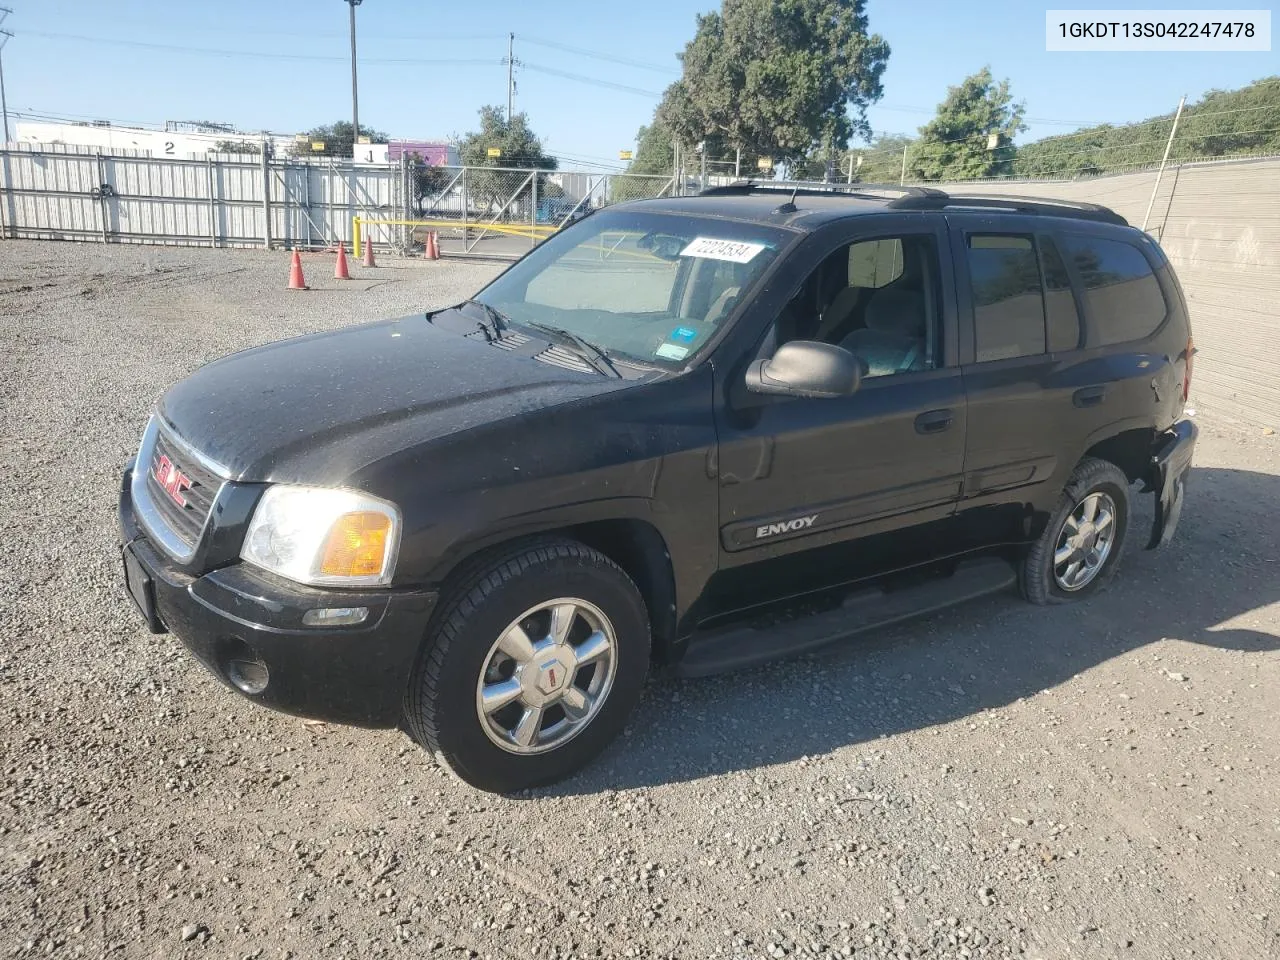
[1183,336,1195,402]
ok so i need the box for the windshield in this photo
[473,209,790,368]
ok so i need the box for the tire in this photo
[403,538,650,793]
[1020,457,1131,605]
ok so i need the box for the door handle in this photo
[1073,386,1106,408]
[914,409,953,435]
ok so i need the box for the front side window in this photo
[1060,235,1167,346]
[967,235,1047,362]
[476,210,789,367]
[774,233,941,379]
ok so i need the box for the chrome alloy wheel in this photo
[475,598,618,755]
[1053,491,1118,591]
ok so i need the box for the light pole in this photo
[0,7,12,146]
[345,0,362,152]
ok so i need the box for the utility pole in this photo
[507,33,515,122]
[0,7,13,146]
[345,0,362,150]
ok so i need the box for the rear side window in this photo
[1061,236,1167,345]
[1039,237,1082,352]
[967,235,1046,362]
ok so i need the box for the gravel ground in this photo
[1,240,1278,960]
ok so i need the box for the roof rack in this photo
[886,191,1128,226]
[692,180,1127,226]
[697,180,947,202]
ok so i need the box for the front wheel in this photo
[1021,458,1131,605]
[403,539,650,793]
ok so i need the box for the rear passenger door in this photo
[1054,229,1179,443]
[948,216,1089,544]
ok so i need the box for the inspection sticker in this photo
[655,343,690,360]
[679,237,767,263]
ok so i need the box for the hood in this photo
[158,315,634,483]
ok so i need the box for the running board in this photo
[675,558,1016,678]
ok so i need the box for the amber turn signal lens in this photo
[319,511,392,579]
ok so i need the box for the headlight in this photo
[240,485,401,587]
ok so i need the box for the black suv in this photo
[119,184,1196,792]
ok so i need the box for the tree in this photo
[1015,75,1280,178]
[627,122,676,176]
[847,133,916,183]
[211,139,261,155]
[457,106,558,216]
[908,67,1026,181]
[656,0,890,164]
[290,121,390,159]
[408,156,453,216]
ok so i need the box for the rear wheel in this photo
[403,539,650,793]
[1021,458,1130,604]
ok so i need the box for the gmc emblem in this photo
[152,454,192,508]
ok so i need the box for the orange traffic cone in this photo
[422,232,433,260]
[334,243,351,280]
[429,231,441,260]
[287,250,307,290]
[362,240,376,268]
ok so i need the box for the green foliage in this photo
[908,67,1026,181]
[457,106,558,214]
[847,134,915,183]
[1015,76,1280,178]
[656,0,890,163]
[407,157,453,216]
[211,139,261,155]
[290,122,390,159]
[627,122,676,176]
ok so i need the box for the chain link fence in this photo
[0,145,676,259]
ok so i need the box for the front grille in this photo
[144,431,222,548]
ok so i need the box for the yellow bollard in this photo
[352,217,362,260]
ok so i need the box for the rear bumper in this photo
[119,466,437,728]
[1146,419,1197,549]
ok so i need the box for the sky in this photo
[3,0,1276,170]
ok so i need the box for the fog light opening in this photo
[227,655,270,695]
[302,606,369,627]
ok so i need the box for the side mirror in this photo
[745,340,862,399]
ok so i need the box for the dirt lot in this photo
[1,241,1277,960]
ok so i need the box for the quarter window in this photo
[1060,236,1167,345]
[967,235,1046,362]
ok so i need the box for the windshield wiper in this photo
[520,321,621,379]
[461,299,510,342]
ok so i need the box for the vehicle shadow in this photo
[546,466,1280,795]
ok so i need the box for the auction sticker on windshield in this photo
[680,237,767,263]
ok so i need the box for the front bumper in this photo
[119,466,437,728]
[1145,418,1198,549]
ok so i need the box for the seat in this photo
[841,286,927,377]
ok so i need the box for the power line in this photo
[521,36,676,74]
[521,61,661,98]
[21,30,500,65]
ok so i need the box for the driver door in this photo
[712,216,967,599]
